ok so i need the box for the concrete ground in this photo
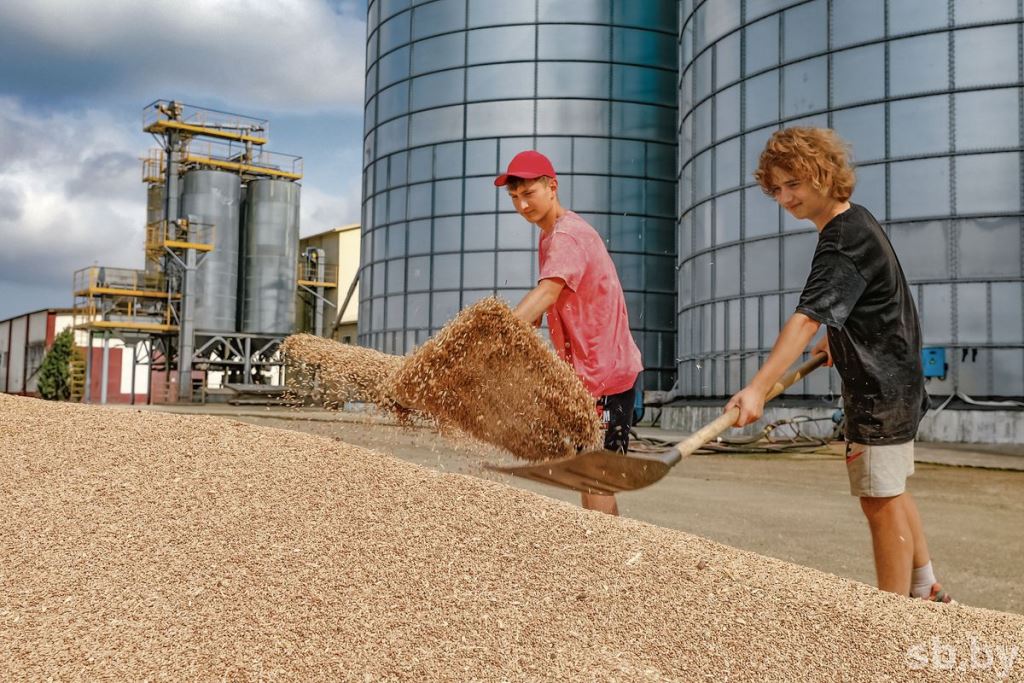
[134,404,1023,615]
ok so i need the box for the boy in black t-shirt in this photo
[726,127,950,603]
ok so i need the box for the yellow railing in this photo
[182,139,303,179]
[297,260,339,287]
[142,100,269,145]
[72,267,178,333]
[145,218,215,253]
[142,149,164,184]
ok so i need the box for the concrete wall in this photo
[296,224,360,339]
[24,311,49,394]
[0,319,8,392]
[336,226,360,327]
[7,315,27,393]
[660,404,1024,445]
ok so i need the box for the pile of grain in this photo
[3,393,1021,681]
[280,333,405,413]
[387,297,603,462]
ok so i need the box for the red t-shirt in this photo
[538,211,643,397]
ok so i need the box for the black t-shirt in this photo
[796,203,928,445]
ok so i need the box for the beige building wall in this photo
[296,224,360,342]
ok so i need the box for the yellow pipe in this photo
[75,321,179,332]
[144,119,268,144]
[297,280,338,288]
[75,287,176,299]
[183,154,302,180]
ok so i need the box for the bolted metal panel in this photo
[180,170,241,332]
[242,179,301,335]
[676,0,1024,399]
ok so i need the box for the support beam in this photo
[84,331,93,403]
[100,330,110,405]
[330,271,360,337]
[177,246,196,401]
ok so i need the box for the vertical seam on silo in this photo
[883,0,891,226]
[945,0,960,388]
[826,0,835,396]
[607,0,615,267]
[710,6,719,394]
[1018,0,1024,397]
[444,0,468,334]
[738,0,747,388]
[826,0,833,125]
[777,2,785,342]
[1015,2,1024,395]
[403,8,413,344]
[459,0,470,314]
[987,281,995,393]
[948,4,957,215]
[533,0,539,139]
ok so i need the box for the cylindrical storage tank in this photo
[676,0,1024,399]
[359,0,679,390]
[242,179,300,334]
[180,170,241,332]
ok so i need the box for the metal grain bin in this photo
[180,170,241,332]
[359,0,679,391]
[676,0,1024,399]
[241,179,301,334]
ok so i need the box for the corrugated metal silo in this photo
[360,0,678,391]
[676,0,1024,399]
[241,179,301,334]
[180,170,241,332]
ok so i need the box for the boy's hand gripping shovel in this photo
[487,354,828,494]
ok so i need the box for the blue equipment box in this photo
[921,347,946,378]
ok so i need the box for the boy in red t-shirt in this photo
[495,150,644,516]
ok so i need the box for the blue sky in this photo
[0,0,369,320]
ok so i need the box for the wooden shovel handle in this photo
[674,353,828,459]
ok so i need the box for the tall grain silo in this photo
[180,169,241,332]
[359,0,679,391]
[675,0,1024,401]
[241,178,301,334]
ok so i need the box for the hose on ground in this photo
[628,415,842,455]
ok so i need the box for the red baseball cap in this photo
[493,150,557,187]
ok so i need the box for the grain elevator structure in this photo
[72,101,330,402]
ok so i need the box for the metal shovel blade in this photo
[487,448,681,495]
[487,353,827,495]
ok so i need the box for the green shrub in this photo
[38,328,75,401]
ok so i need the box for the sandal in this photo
[922,582,955,604]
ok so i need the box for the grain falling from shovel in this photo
[282,298,603,463]
[387,297,603,462]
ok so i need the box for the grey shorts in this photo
[845,441,915,498]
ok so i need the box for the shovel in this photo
[487,353,828,495]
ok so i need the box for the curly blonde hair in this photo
[754,127,856,202]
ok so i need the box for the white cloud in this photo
[0,99,145,296]
[0,96,363,320]
[301,176,363,235]
[0,0,367,113]
[0,0,369,319]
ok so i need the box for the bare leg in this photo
[860,494,914,595]
[900,492,932,568]
[581,492,619,516]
